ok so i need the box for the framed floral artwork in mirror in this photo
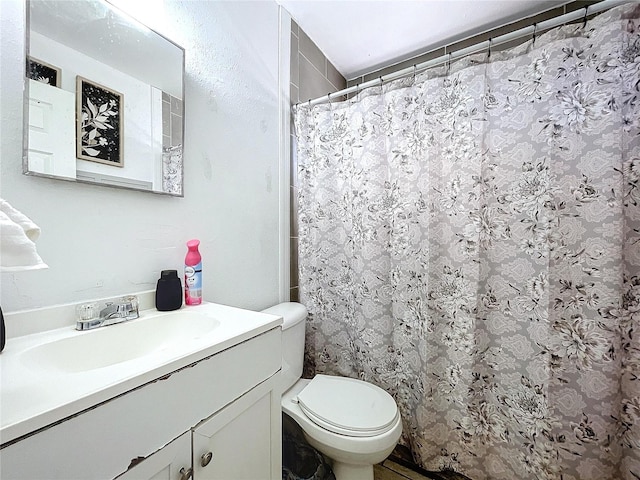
[76,76,123,167]
[26,56,60,87]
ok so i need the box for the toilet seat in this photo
[296,375,399,438]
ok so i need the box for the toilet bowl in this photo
[262,302,402,480]
[283,376,402,480]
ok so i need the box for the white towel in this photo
[0,199,48,271]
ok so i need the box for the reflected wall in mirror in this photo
[24,0,185,196]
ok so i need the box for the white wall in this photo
[0,0,284,313]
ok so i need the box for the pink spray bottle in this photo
[184,239,202,305]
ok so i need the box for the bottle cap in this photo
[161,269,179,278]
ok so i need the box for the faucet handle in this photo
[76,302,99,321]
[76,303,101,330]
[119,295,139,320]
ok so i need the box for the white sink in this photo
[21,310,220,372]
[1,300,282,445]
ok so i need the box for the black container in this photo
[155,270,183,311]
[0,306,5,353]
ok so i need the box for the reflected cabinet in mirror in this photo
[24,0,185,196]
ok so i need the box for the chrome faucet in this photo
[76,296,139,331]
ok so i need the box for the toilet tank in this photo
[261,302,307,393]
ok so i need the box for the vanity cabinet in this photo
[0,327,282,480]
[193,376,279,479]
[117,431,192,480]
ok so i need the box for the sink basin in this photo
[1,299,283,447]
[21,310,220,372]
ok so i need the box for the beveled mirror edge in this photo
[22,0,186,198]
[22,0,29,178]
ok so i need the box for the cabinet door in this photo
[193,379,281,480]
[117,431,191,480]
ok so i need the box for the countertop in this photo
[0,301,281,446]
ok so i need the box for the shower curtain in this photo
[294,4,640,480]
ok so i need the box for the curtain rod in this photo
[301,0,630,107]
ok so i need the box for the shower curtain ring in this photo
[413,64,417,81]
[532,23,537,46]
[487,38,492,59]
[308,98,311,107]
[583,7,588,28]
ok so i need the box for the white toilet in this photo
[263,302,402,480]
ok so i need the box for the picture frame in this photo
[76,76,124,167]
[26,56,61,87]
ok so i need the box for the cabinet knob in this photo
[179,467,193,480]
[201,451,214,467]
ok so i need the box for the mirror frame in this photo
[23,0,186,197]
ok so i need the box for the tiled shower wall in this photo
[162,92,183,148]
[289,20,346,302]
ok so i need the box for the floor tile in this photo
[374,463,409,480]
[382,460,432,479]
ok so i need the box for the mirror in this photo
[24,0,185,196]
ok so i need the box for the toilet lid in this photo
[296,375,399,437]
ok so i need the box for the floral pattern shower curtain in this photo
[294,4,640,480]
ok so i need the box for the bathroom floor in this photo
[375,458,472,480]
[375,459,432,479]
[283,413,470,480]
